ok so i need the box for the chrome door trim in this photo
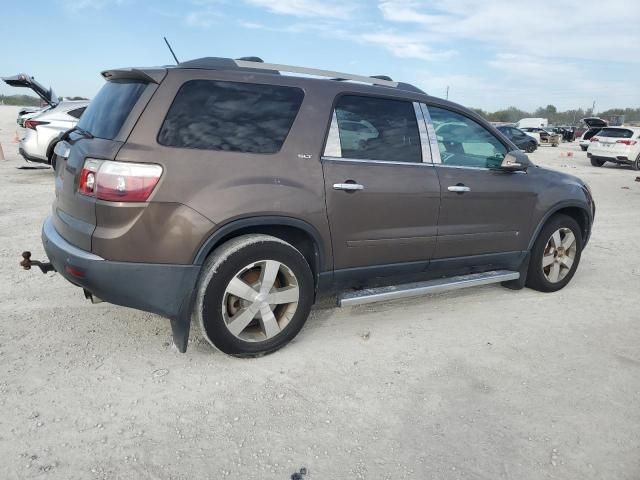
[413,102,432,164]
[322,156,434,167]
[447,185,471,192]
[419,104,442,164]
[333,183,364,191]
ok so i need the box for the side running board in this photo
[338,270,520,307]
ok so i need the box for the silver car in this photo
[19,101,88,165]
[2,72,88,166]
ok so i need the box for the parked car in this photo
[2,73,58,126]
[578,117,608,151]
[496,125,538,153]
[19,100,88,167]
[520,127,561,147]
[30,56,595,357]
[587,126,640,170]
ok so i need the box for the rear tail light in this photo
[78,159,163,202]
[616,139,637,146]
[24,120,49,130]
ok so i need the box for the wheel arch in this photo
[193,216,327,286]
[528,202,592,251]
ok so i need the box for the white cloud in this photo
[358,32,455,61]
[378,0,640,63]
[244,0,356,19]
[61,0,125,11]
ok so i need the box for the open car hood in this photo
[2,73,58,106]
[581,117,608,128]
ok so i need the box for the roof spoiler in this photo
[101,68,167,84]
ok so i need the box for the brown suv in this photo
[33,57,595,356]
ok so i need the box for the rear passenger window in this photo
[158,80,304,153]
[327,95,422,163]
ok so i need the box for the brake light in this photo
[24,120,49,130]
[590,137,599,142]
[616,139,637,146]
[78,159,102,195]
[77,159,163,202]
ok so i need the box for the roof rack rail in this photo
[177,57,426,93]
[234,59,400,88]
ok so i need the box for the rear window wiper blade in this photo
[60,126,94,141]
[75,126,94,139]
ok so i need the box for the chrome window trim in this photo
[419,104,442,164]
[413,102,432,164]
[322,156,434,167]
[323,110,342,158]
[435,164,527,174]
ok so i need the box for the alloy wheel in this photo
[222,260,299,342]
[542,227,577,283]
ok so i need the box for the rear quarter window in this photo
[157,80,304,154]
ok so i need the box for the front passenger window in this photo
[428,106,507,169]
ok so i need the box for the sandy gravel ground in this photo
[0,104,638,480]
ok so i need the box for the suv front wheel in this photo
[526,214,583,292]
[195,234,314,357]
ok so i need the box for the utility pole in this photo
[446,86,449,100]
[592,100,596,115]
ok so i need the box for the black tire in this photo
[525,142,536,153]
[580,145,588,151]
[632,154,640,171]
[526,214,583,293]
[47,142,57,172]
[195,234,314,357]
[590,158,606,167]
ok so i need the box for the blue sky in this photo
[2,0,639,111]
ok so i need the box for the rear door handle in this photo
[448,185,471,193]
[333,183,364,191]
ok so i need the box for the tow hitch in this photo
[20,251,55,274]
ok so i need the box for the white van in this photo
[516,118,548,129]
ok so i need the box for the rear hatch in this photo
[2,73,58,106]
[581,117,608,128]
[589,127,638,156]
[53,70,164,251]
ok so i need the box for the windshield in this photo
[78,80,147,140]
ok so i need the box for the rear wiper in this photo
[60,126,93,142]
[75,126,94,139]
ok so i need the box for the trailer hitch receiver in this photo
[20,251,55,274]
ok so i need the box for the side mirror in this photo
[500,151,529,172]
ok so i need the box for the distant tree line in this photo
[0,94,89,106]
[0,94,43,106]
[471,104,640,125]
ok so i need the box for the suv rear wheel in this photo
[590,158,606,167]
[632,154,640,171]
[195,234,314,357]
[526,214,583,292]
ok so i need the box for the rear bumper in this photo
[19,147,48,164]
[587,153,633,164]
[41,216,200,319]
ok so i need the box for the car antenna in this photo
[163,36,180,65]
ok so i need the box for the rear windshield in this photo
[77,80,147,140]
[158,80,304,153]
[596,128,635,138]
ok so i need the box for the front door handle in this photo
[333,183,364,191]
[447,185,471,193]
